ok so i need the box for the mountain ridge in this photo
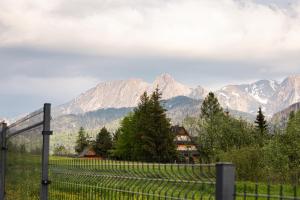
[53,73,300,118]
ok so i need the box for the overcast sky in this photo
[1,0,300,117]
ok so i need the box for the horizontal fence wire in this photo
[49,158,216,200]
[6,108,43,138]
[235,178,300,200]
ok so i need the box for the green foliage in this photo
[200,92,223,120]
[219,146,265,181]
[281,110,300,172]
[113,88,177,162]
[53,145,69,156]
[112,128,121,148]
[262,137,289,179]
[254,107,268,145]
[182,116,199,136]
[195,92,300,181]
[93,127,113,158]
[197,92,225,162]
[74,127,89,154]
[197,92,256,162]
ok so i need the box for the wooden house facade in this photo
[171,125,199,163]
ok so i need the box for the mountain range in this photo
[3,73,300,136]
[54,73,300,118]
[53,74,207,117]
[46,73,300,151]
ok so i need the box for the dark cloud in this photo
[1,47,298,80]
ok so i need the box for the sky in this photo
[1,0,300,117]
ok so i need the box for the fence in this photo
[48,158,299,200]
[49,159,234,200]
[235,180,300,200]
[0,104,52,200]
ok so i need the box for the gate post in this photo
[40,104,52,200]
[0,123,7,200]
[216,163,235,200]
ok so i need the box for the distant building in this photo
[171,125,199,163]
[78,146,97,158]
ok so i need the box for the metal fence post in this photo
[40,104,52,200]
[0,123,7,200]
[216,163,235,200]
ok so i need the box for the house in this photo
[78,146,97,158]
[171,125,199,163]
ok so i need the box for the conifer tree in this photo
[255,107,268,137]
[75,127,89,154]
[148,87,177,162]
[112,128,121,148]
[113,88,177,162]
[93,127,112,158]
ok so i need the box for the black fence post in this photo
[216,163,235,200]
[0,123,7,200]
[40,104,52,200]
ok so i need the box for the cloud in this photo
[1,0,300,117]
[0,0,300,66]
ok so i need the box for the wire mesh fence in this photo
[49,158,216,200]
[5,109,44,200]
[1,103,299,200]
[0,104,51,200]
[234,174,300,200]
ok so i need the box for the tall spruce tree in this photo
[255,107,268,139]
[148,87,177,162]
[75,127,89,154]
[113,88,177,162]
[93,127,113,158]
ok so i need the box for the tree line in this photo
[60,90,300,181]
[187,92,299,181]
[65,88,176,162]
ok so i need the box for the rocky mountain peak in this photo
[52,74,300,118]
[54,73,193,116]
[153,73,176,85]
[151,73,191,99]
